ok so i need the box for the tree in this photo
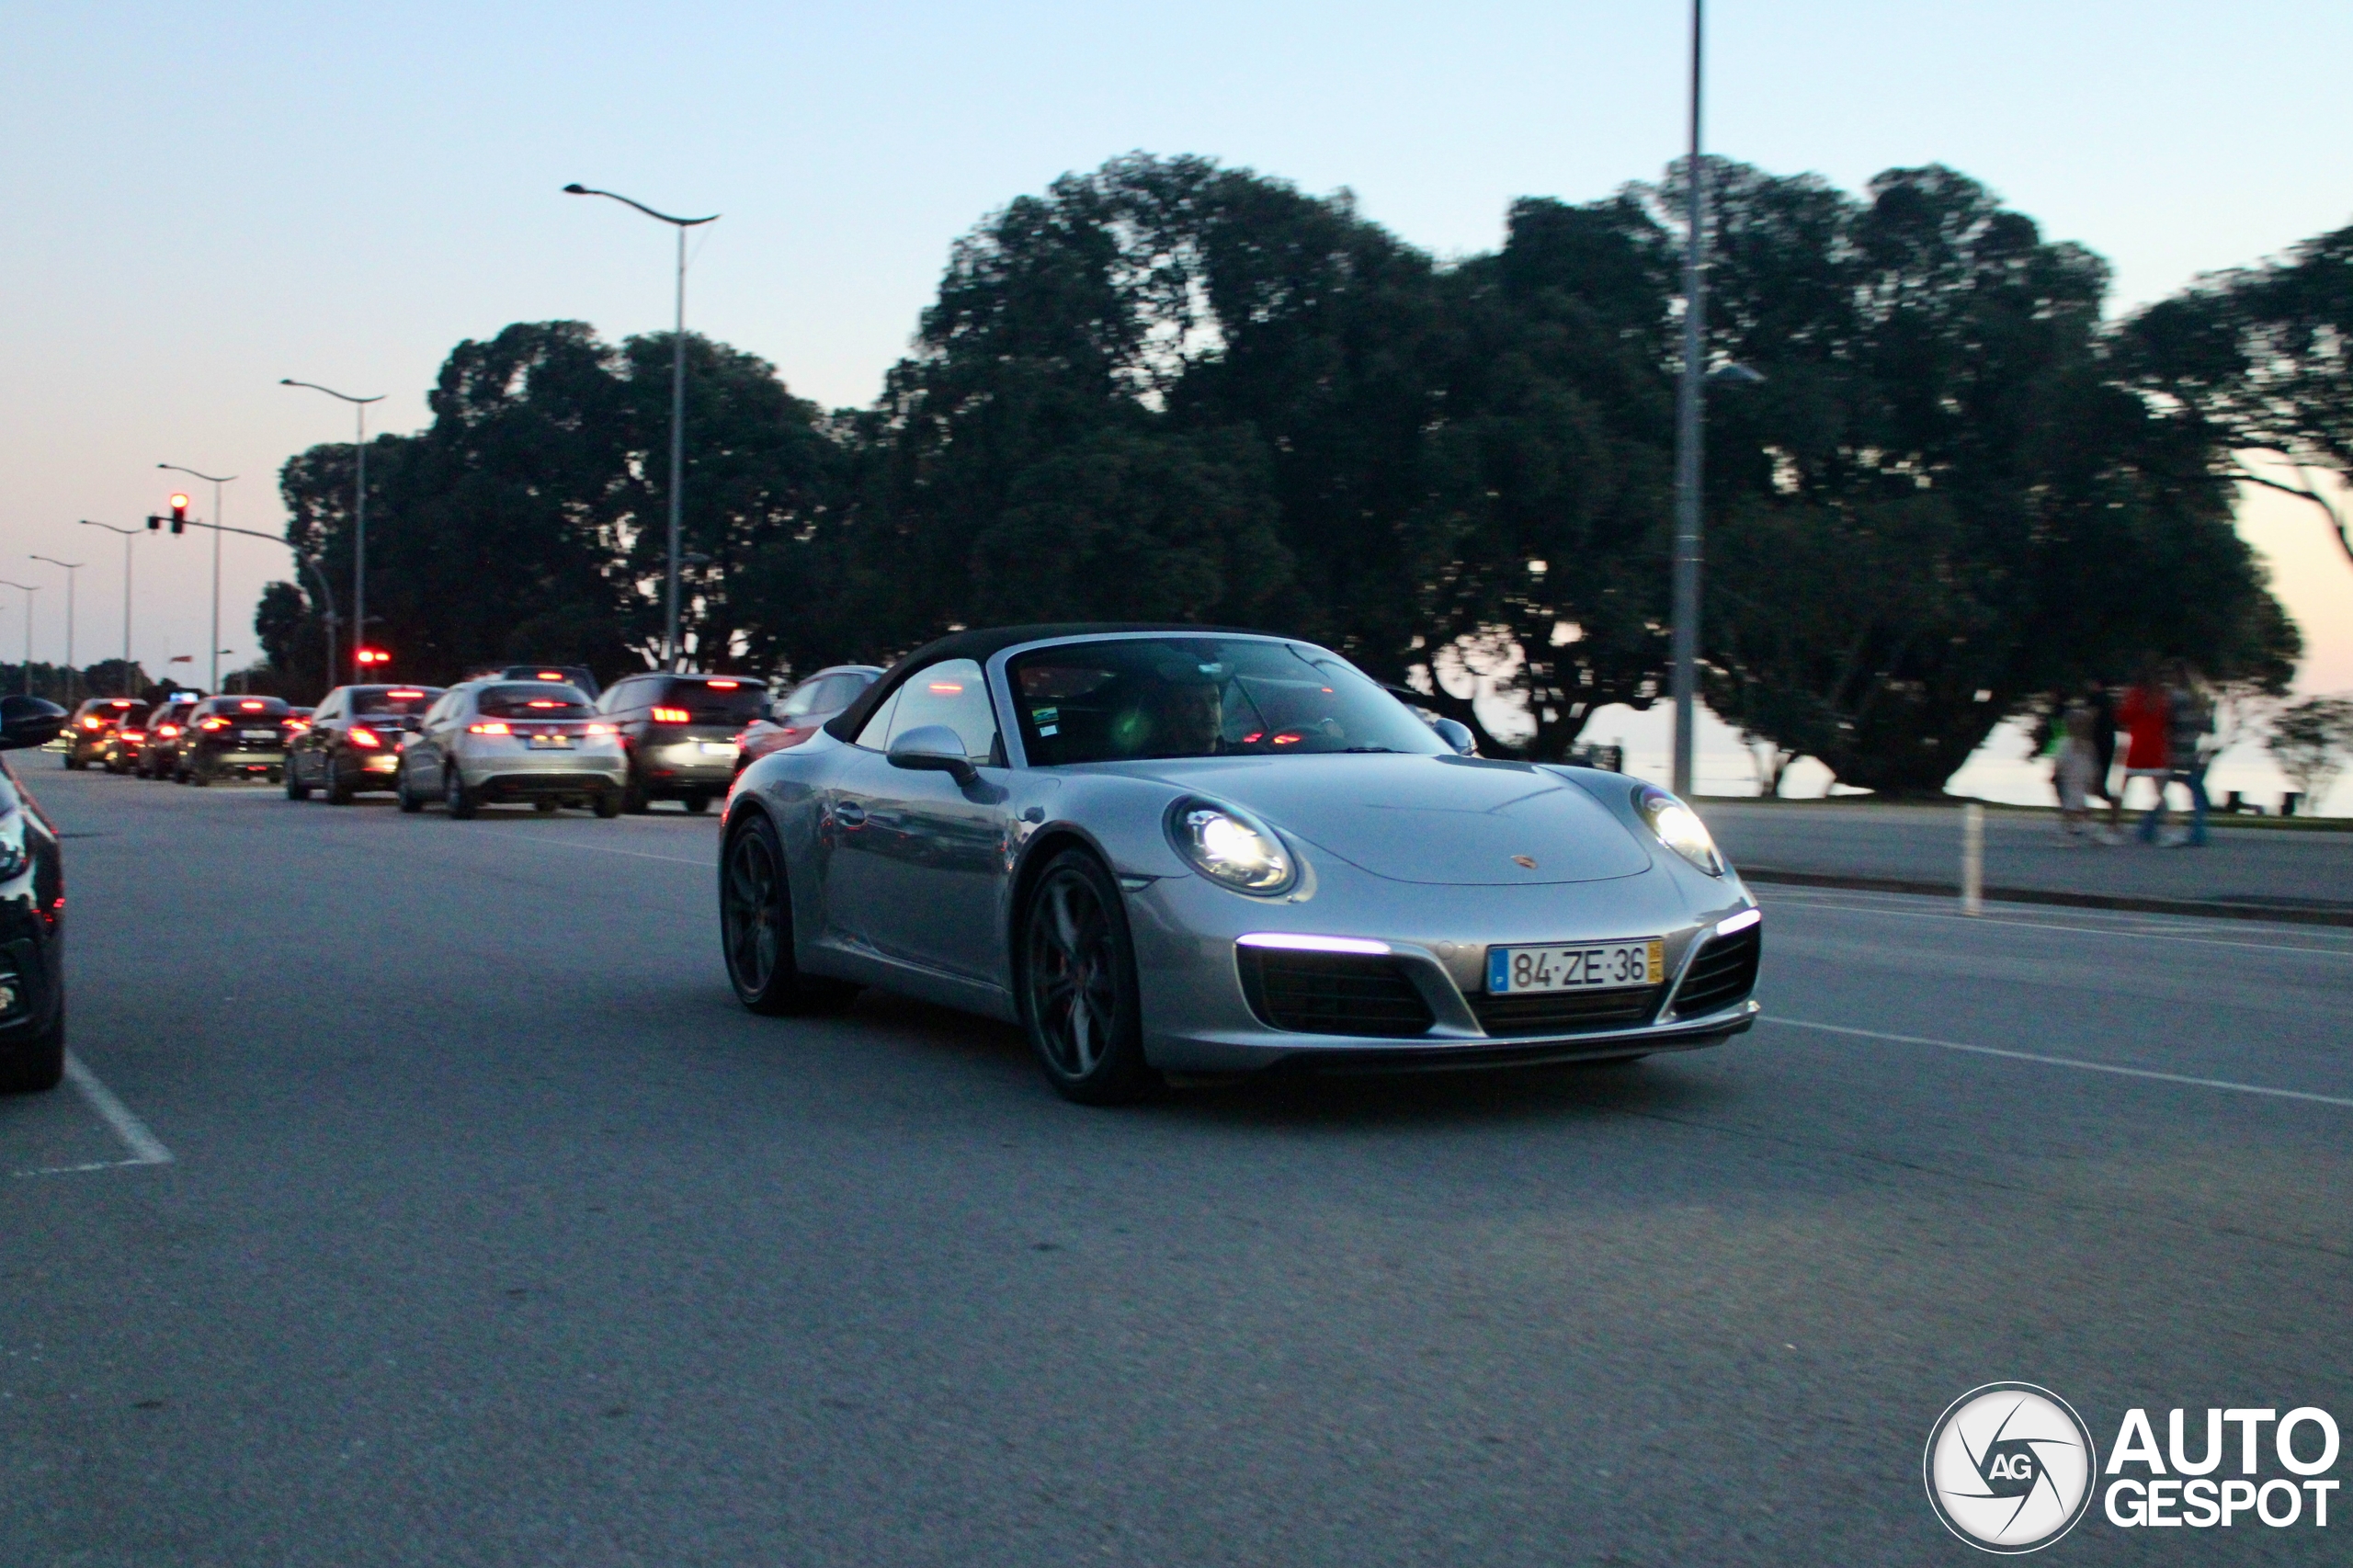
[2123,220,2353,567]
[2268,695,2353,806]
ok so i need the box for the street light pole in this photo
[0,582,36,697]
[171,516,340,691]
[1669,0,1708,800]
[563,183,720,671]
[158,464,237,692]
[279,381,384,681]
[79,521,141,695]
[29,557,82,708]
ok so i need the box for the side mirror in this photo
[1430,717,1477,756]
[0,696,67,753]
[888,723,978,787]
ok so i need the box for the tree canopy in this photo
[266,152,2313,793]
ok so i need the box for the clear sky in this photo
[5,0,2349,694]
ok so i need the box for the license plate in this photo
[699,741,736,756]
[241,730,278,743]
[1487,937,1665,994]
[529,733,572,749]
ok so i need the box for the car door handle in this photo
[834,801,867,826]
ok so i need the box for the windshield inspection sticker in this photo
[1924,1384,2340,1552]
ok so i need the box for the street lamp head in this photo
[563,183,589,194]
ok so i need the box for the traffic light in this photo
[170,494,188,534]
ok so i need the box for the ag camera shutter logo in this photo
[1924,1382,2097,1553]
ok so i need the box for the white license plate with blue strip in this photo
[1487,937,1665,994]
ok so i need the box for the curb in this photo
[1738,868,2353,929]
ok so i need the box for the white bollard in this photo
[1961,801,1984,916]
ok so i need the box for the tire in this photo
[0,1005,64,1095]
[285,756,311,801]
[444,762,476,820]
[621,766,650,815]
[395,760,424,813]
[534,798,560,813]
[592,788,621,819]
[720,812,858,1016]
[682,792,710,815]
[186,760,210,787]
[1018,848,1155,1105]
[324,755,354,806]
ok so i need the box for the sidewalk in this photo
[1699,801,2353,926]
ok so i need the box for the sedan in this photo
[719,626,1761,1104]
[0,695,70,1093]
[397,680,624,817]
[63,698,147,769]
[735,665,883,769]
[136,699,199,779]
[286,684,445,803]
[177,696,297,785]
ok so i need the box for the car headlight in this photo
[1168,799,1296,895]
[1634,785,1723,876]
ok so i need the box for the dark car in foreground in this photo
[720,625,1761,1105]
[0,695,71,1092]
[63,698,147,770]
[735,665,882,771]
[286,684,446,803]
[177,696,296,785]
[597,673,767,812]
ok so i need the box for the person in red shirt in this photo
[2113,662,2173,843]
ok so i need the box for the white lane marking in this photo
[13,1053,176,1177]
[453,828,710,867]
[1761,1016,2353,1109]
[1757,892,2353,960]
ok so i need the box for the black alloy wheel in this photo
[325,754,355,805]
[682,792,710,815]
[443,761,476,820]
[720,812,857,1016]
[1019,849,1154,1105]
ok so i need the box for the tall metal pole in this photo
[159,464,237,692]
[83,521,139,695]
[279,382,384,681]
[33,558,81,707]
[1669,0,1708,800]
[563,184,719,672]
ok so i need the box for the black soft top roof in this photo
[824,622,1277,744]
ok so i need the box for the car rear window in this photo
[353,687,443,715]
[663,678,767,723]
[206,698,290,717]
[478,684,593,719]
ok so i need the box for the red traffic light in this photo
[169,493,190,511]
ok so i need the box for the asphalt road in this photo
[5,763,2348,1565]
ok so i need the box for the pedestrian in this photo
[2052,691,2102,840]
[2115,659,2173,844]
[2166,660,2215,847]
[2086,677,2123,841]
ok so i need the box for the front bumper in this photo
[1121,855,1761,1074]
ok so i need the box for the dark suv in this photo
[286,684,446,803]
[0,696,69,1092]
[178,696,296,785]
[63,698,148,769]
[596,673,767,812]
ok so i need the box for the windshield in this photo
[1007,638,1447,766]
[353,687,443,715]
[477,684,593,719]
[205,698,290,717]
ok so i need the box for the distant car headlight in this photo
[1168,800,1296,895]
[1634,785,1724,876]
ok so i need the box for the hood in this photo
[1118,754,1653,886]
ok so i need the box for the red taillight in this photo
[347,725,382,748]
[157,724,179,738]
[468,721,511,735]
[708,679,739,690]
[239,699,266,710]
[82,717,102,730]
[199,717,228,730]
[389,689,424,699]
[120,730,144,742]
[651,705,690,723]
[534,671,563,681]
[585,722,617,736]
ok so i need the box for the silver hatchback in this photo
[396,680,626,818]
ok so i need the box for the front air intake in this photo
[1673,925,1761,1018]
[1238,948,1435,1038]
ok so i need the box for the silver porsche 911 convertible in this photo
[719,625,1761,1103]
